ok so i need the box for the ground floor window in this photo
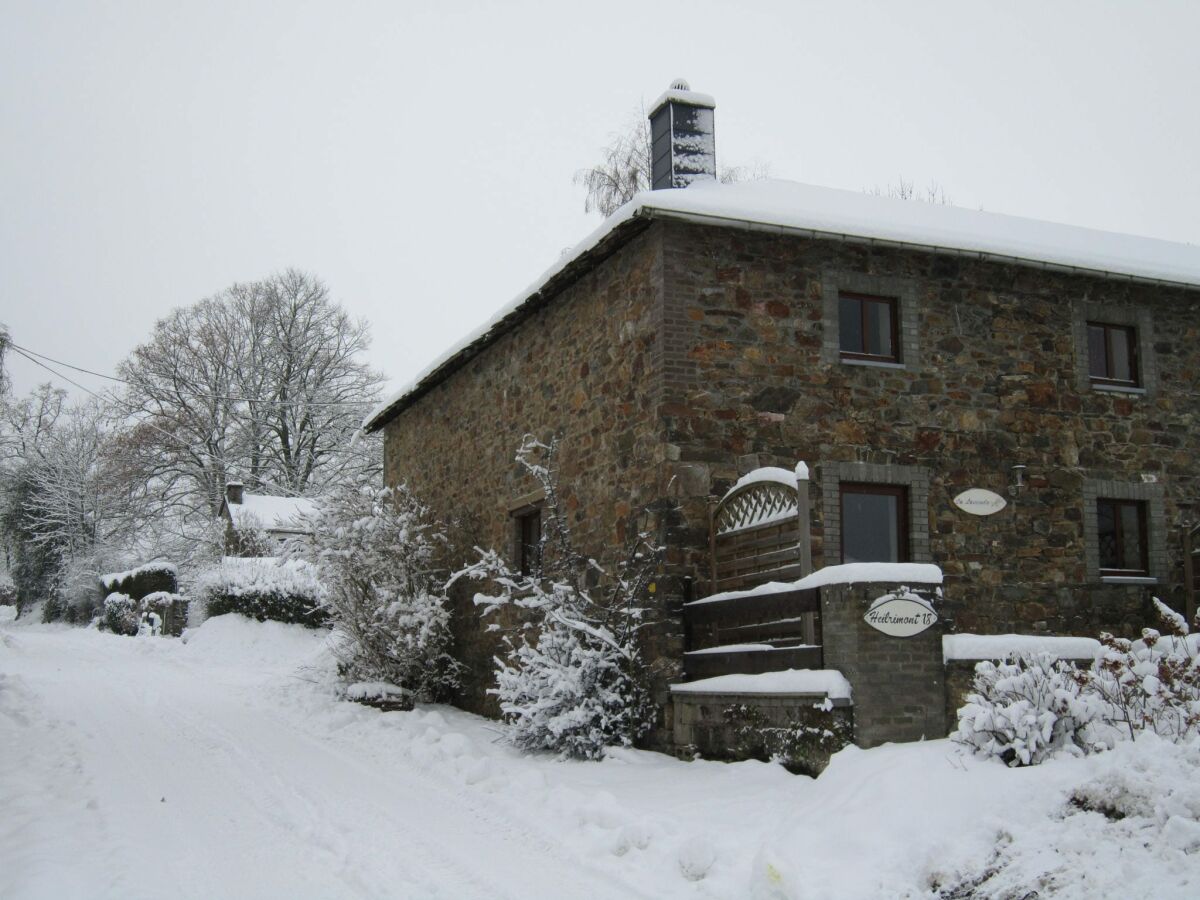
[514,506,542,576]
[840,483,908,564]
[1097,498,1148,576]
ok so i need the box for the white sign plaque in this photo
[953,488,1007,517]
[863,592,938,638]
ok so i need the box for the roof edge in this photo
[364,213,655,432]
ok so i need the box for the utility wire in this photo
[9,341,376,407]
[9,346,310,500]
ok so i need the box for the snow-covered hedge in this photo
[954,599,1199,766]
[952,652,1102,766]
[193,557,328,628]
[100,561,178,597]
[102,592,140,636]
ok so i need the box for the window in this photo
[838,293,899,362]
[1087,322,1139,387]
[1097,498,1148,576]
[514,507,542,576]
[840,483,909,564]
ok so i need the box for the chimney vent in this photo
[649,80,716,191]
[226,481,244,505]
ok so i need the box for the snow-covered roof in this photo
[364,179,1200,432]
[226,493,318,533]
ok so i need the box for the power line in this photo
[9,341,377,407]
[8,346,310,499]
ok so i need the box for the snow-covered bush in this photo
[955,600,1199,766]
[1084,599,1200,743]
[193,557,327,628]
[452,436,657,760]
[298,483,457,701]
[952,652,1101,766]
[102,592,140,636]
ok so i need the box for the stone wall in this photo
[382,224,686,741]
[657,220,1200,636]
[672,690,853,775]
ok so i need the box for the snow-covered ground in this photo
[2,609,1197,899]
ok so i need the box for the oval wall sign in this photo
[953,488,1007,516]
[863,592,938,638]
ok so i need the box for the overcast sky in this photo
[3,0,1198,401]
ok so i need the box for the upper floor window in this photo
[1097,498,1148,576]
[840,483,909,564]
[1087,322,1139,387]
[839,293,900,363]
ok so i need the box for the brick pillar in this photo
[820,582,947,748]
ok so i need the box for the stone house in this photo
[218,482,317,557]
[364,83,1200,756]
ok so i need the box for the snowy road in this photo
[0,622,652,900]
[7,614,1195,900]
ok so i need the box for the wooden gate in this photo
[681,468,821,680]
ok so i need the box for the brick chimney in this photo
[649,79,716,190]
[225,481,244,505]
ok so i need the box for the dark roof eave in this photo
[365,211,655,432]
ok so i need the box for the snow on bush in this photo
[298,483,458,701]
[452,436,658,760]
[955,599,1199,766]
[1086,599,1200,743]
[952,652,1101,766]
[102,592,140,636]
[193,557,328,628]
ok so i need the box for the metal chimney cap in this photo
[670,78,691,91]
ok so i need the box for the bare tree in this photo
[866,178,952,205]
[574,105,771,217]
[115,270,384,540]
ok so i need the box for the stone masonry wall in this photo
[382,224,685,744]
[658,220,1200,638]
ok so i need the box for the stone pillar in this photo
[820,582,948,748]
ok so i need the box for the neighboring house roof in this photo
[364,178,1200,433]
[225,493,318,534]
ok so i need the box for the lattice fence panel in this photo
[715,482,798,535]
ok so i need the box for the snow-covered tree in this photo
[299,483,458,701]
[452,436,658,759]
[9,397,129,620]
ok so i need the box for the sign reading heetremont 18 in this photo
[863,591,938,638]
